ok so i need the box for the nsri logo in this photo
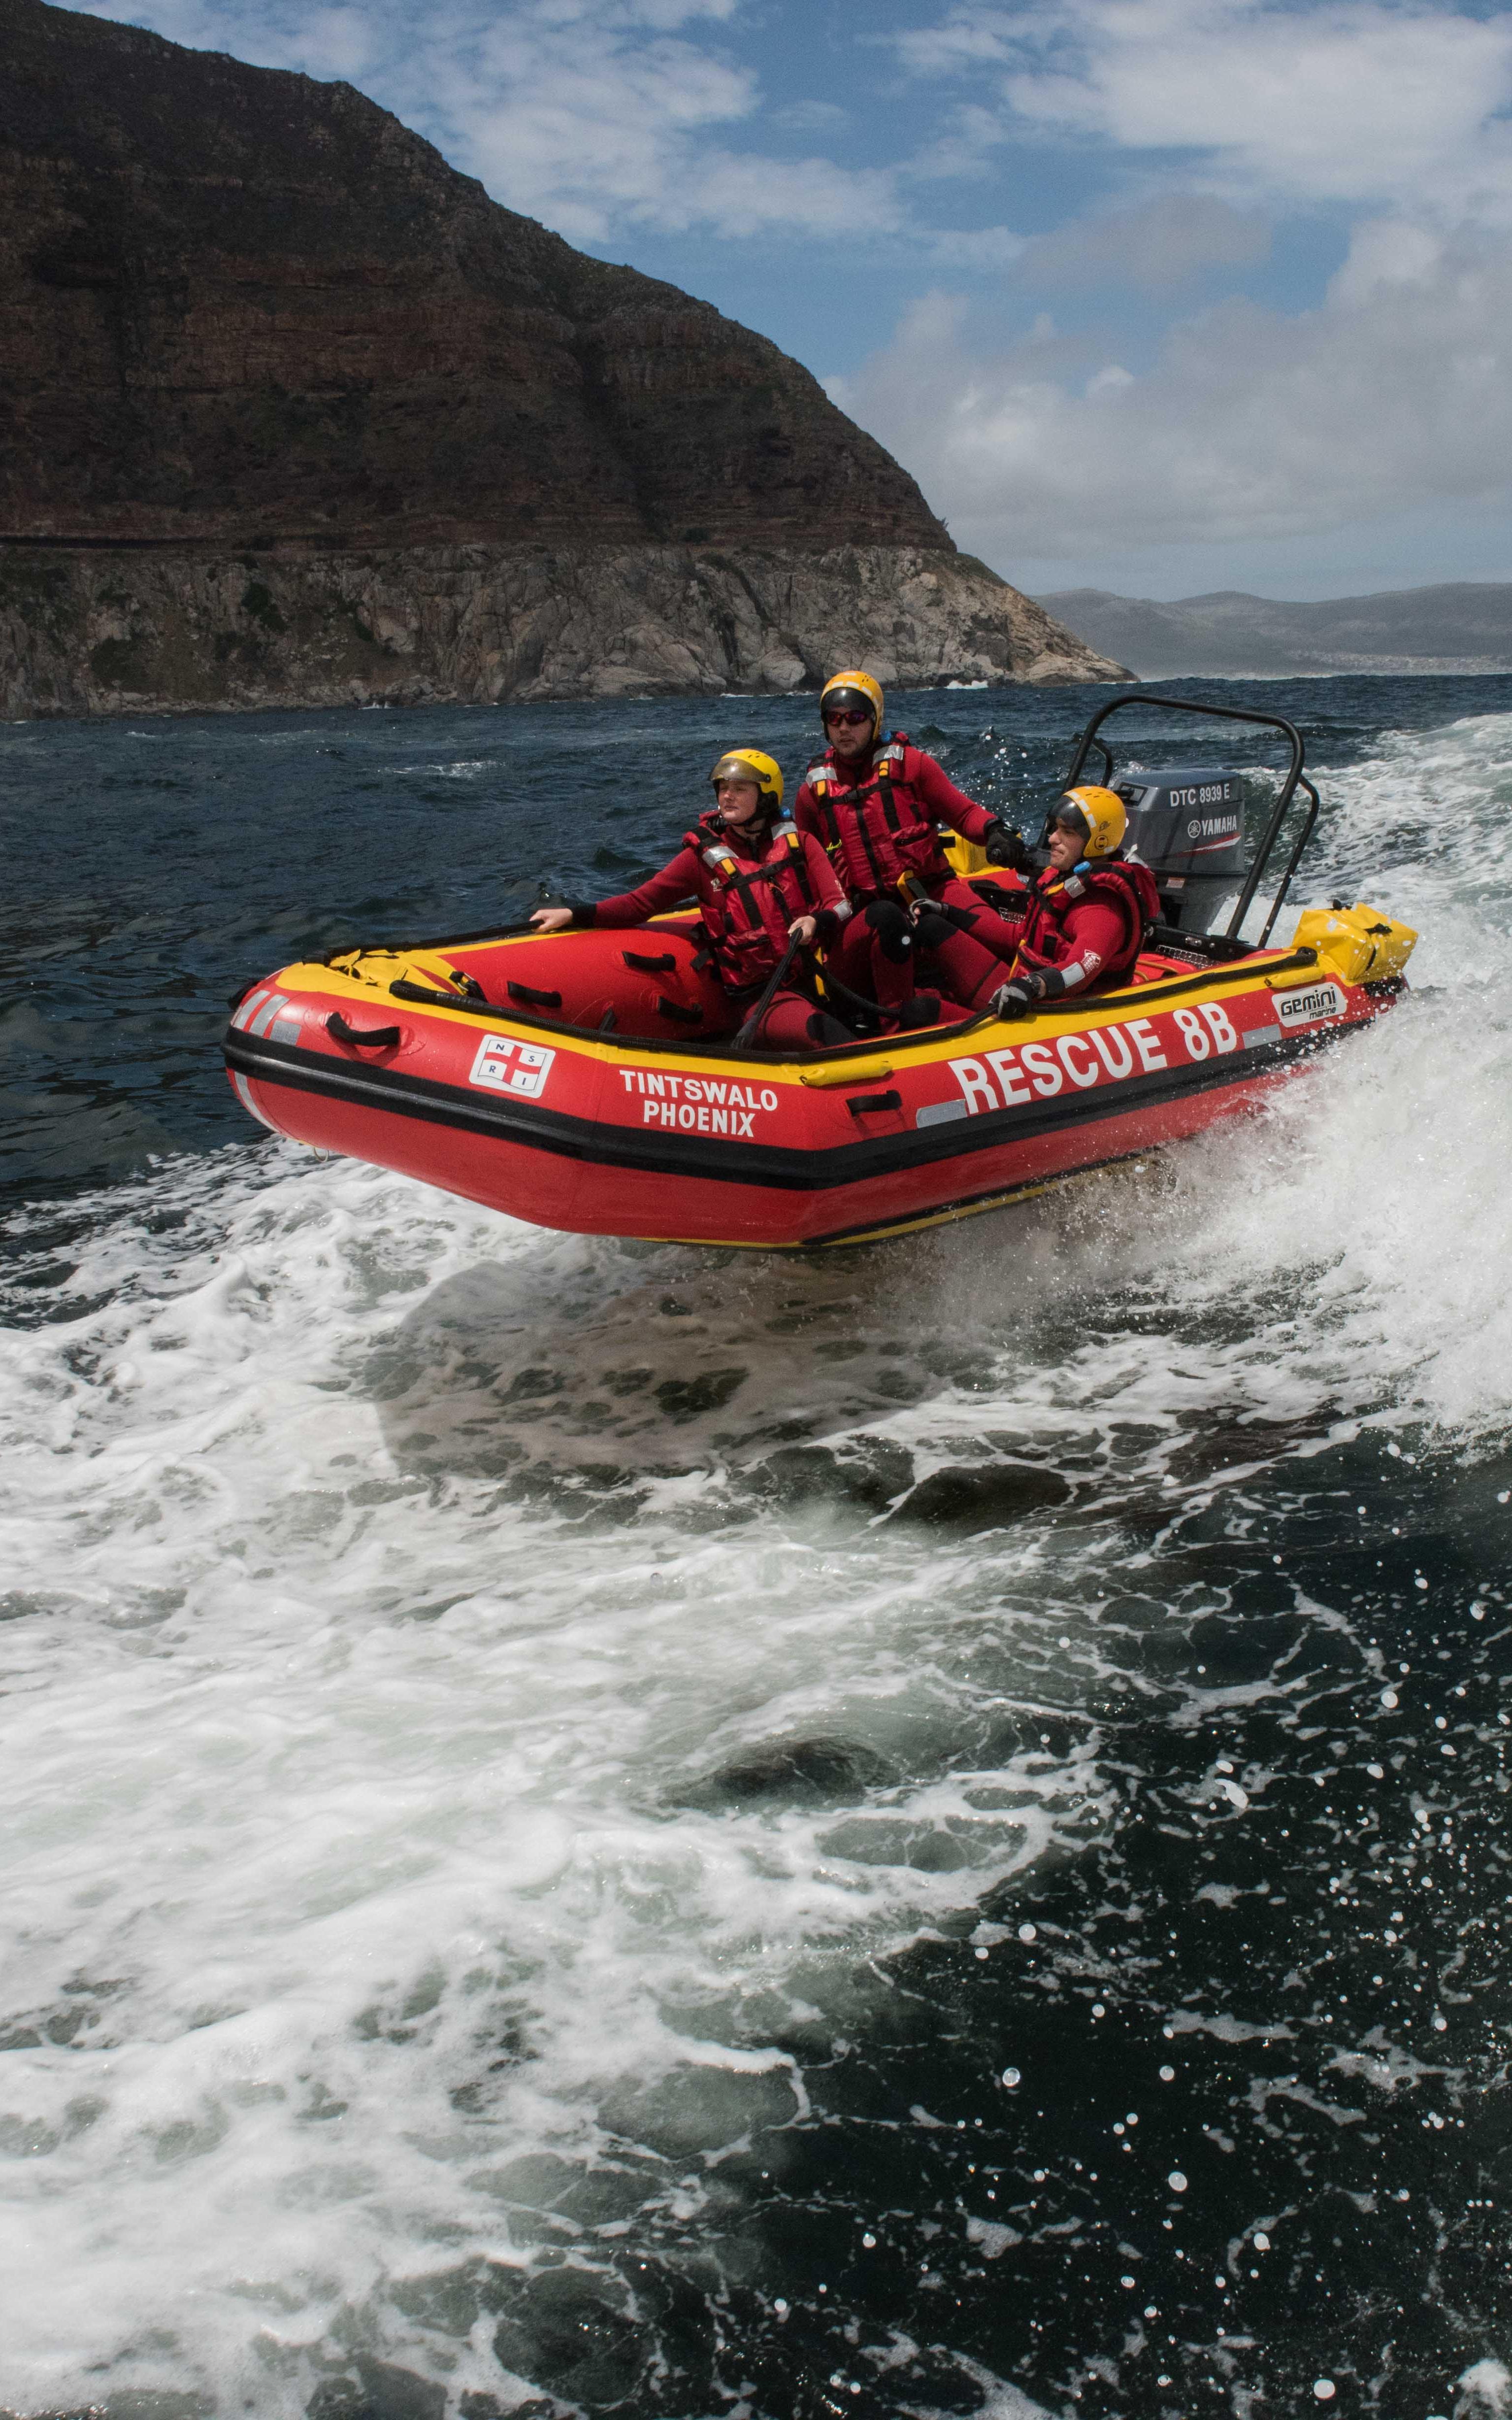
[468,1033,556,1098]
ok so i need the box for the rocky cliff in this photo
[0,0,1124,711]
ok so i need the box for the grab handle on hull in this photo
[327,1011,402,1048]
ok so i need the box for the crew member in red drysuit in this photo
[531,748,856,1051]
[990,786,1160,1015]
[792,670,1031,1021]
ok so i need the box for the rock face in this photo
[0,0,1125,711]
[2,542,1122,713]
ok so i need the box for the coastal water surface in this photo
[3,679,1512,2420]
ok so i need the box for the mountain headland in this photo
[1033,584,1512,679]
[0,0,1124,716]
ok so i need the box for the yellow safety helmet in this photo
[821,669,884,737]
[711,748,783,814]
[1053,784,1127,860]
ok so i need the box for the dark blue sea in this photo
[3,676,1512,2420]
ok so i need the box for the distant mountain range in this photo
[1034,584,1512,677]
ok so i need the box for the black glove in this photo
[990,976,1043,1019]
[983,819,1031,873]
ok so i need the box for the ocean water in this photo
[3,677,1512,2420]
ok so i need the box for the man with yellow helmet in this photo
[989,785,1161,1015]
[531,746,858,1050]
[793,671,1031,1019]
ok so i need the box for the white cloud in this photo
[1014,193,1271,292]
[1326,217,1443,305]
[73,0,901,243]
[925,224,1029,269]
[834,223,1512,569]
[896,0,1512,222]
[904,101,1012,182]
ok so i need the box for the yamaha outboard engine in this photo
[1113,766,1247,932]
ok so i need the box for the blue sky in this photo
[65,0,1512,599]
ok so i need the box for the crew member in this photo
[531,749,856,1051]
[990,786,1160,1015]
[792,670,1030,1018]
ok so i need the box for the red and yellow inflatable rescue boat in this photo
[223,894,1413,1251]
[223,698,1415,1250]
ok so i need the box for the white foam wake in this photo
[0,704,1509,2410]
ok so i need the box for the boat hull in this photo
[224,923,1405,1248]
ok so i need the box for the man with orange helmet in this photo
[531,747,858,1050]
[793,671,1030,1018]
[990,786,1160,1015]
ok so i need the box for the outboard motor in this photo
[1113,766,1247,932]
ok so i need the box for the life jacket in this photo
[685,808,819,991]
[804,732,948,898]
[1013,855,1161,988]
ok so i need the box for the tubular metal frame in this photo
[1058,691,1312,942]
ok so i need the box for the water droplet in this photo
[1092,2004,1106,2018]
[1313,2381,1336,2402]
[861,2233,877,2249]
[1121,2274,1135,2287]
[774,2298,789,2316]
[1253,2232,1270,2251]
[1018,1922,1037,1942]
[1381,1689,1398,1708]
[975,1946,989,1960]
[1159,2065,1176,2081]
[1001,2067,1021,2089]
[1168,2171,1188,2193]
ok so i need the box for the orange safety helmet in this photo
[820,669,884,738]
[710,748,784,814]
[1052,785,1127,860]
